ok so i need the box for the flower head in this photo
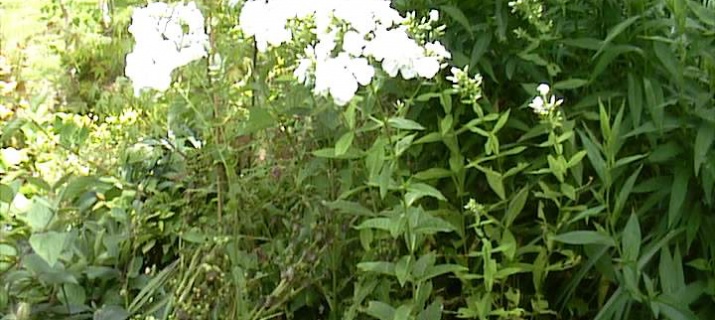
[536,83,550,96]
[529,83,563,116]
[125,1,208,95]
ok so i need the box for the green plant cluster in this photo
[1,0,714,319]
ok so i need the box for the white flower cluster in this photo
[446,66,484,103]
[237,0,452,106]
[125,2,209,96]
[529,83,563,115]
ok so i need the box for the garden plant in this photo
[1,0,714,319]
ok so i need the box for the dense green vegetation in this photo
[1,0,714,319]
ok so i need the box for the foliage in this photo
[1,0,714,319]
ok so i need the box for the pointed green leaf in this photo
[335,131,355,156]
[622,213,641,262]
[419,264,468,282]
[395,256,411,287]
[553,78,589,90]
[365,301,396,320]
[29,231,67,267]
[504,186,528,228]
[439,5,473,37]
[552,231,616,247]
[694,123,715,176]
[594,15,641,58]
[93,305,129,320]
[405,183,446,206]
[388,117,425,131]
[417,301,442,320]
[613,165,642,223]
[668,166,688,227]
[358,261,396,277]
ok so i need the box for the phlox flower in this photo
[314,53,375,106]
[125,1,208,95]
[537,83,550,96]
[529,83,563,116]
[342,31,367,56]
[239,0,293,52]
[235,0,452,106]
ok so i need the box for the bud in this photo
[16,302,31,320]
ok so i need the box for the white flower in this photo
[537,83,550,96]
[529,84,563,116]
[294,58,313,85]
[125,1,208,95]
[414,56,441,78]
[344,55,375,86]
[234,0,454,105]
[425,41,451,60]
[313,53,375,105]
[1,147,27,166]
[239,0,292,52]
[529,96,548,115]
[342,31,367,56]
[429,9,440,22]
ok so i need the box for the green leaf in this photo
[643,78,664,130]
[405,183,446,206]
[62,176,100,202]
[419,264,468,282]
[395,134,417,157]
[668,166,688,227]
[552,231,616,247]
[476,166,505,200]
[29,231,68,267]
[613,165,642,224]
[568,205,606,224]
[594,15,640,58]
[567,150,588,168]
[627,73,643,127]
[414,215,456,235]
[659,247,685,295]
[335,131,355,156]
[622,213,641,262]
[439,5,473,37]
[355,218,393,232]
[412,253,436,279]
[413,168,453,181]
[504,186,528,228]
[93,305,129,320]
[24,197,54,232]
[470,32,492,67]
[0,183,14,203]
[394,305,412,320]
[312,147,362,159]
[578,130,609,188]
[388,117,425,131]
[688,0,715,27]
[694,123,715,176]
[613,154,648,168]
[493,110,510,133]
[654,297,699,320]
[395,256,411,287]
[59,283,86,306]
[653,42,680,84]
[0,244,17,271]
[324,200,374,216]
[553,78,589,90]
[365,301,396,320]
[358,261,396,276]
[236,107,275,135]
[128,261,178,313]
[345,102,357,129]
[417,301,442,320]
